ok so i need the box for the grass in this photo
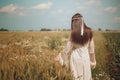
[104,32,120,80]
[92,31,110,80]
[0,31,119,80]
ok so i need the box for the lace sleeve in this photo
[57,39,73,65]
[89,38,96,69]
[89,38,95,54]
[62,41,73,54]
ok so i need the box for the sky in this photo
[0,0,120,30]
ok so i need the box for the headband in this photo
[81,17,84,36]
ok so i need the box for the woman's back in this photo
[54,13,96,80]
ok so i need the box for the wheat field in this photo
[0,31,120,80]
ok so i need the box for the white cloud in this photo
[114,17,120,22]
[0,4,18,13]
[0,4,26,16]
[0,2,53,16]
[32,2,52,10]
[104,7,117,13]
[86,0,101,6]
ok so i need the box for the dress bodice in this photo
[72,42,89,50]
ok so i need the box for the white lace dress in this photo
[57,38,95,80]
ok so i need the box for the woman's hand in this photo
[54,56,59,62]
[90,54,96,69]
[90,61,96,69]
[54,52,61,61]
[54,53,64,65]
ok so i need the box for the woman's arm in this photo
[54,34,73,65]
[89,38,96,69]
[55,41,72,64]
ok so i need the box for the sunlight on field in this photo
[0,31,120,80]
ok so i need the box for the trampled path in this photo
[92,31,110,80]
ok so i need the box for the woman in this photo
[54,13,96,80]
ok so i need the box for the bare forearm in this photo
[90,54,96,62]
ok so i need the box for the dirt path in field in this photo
[92,31,111,79]
[94,31,109,67]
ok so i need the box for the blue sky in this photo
[0,0,120,30]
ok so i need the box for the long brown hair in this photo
[70,13,93,45]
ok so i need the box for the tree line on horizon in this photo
[0,28,8,31]
[0,28,115,31]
